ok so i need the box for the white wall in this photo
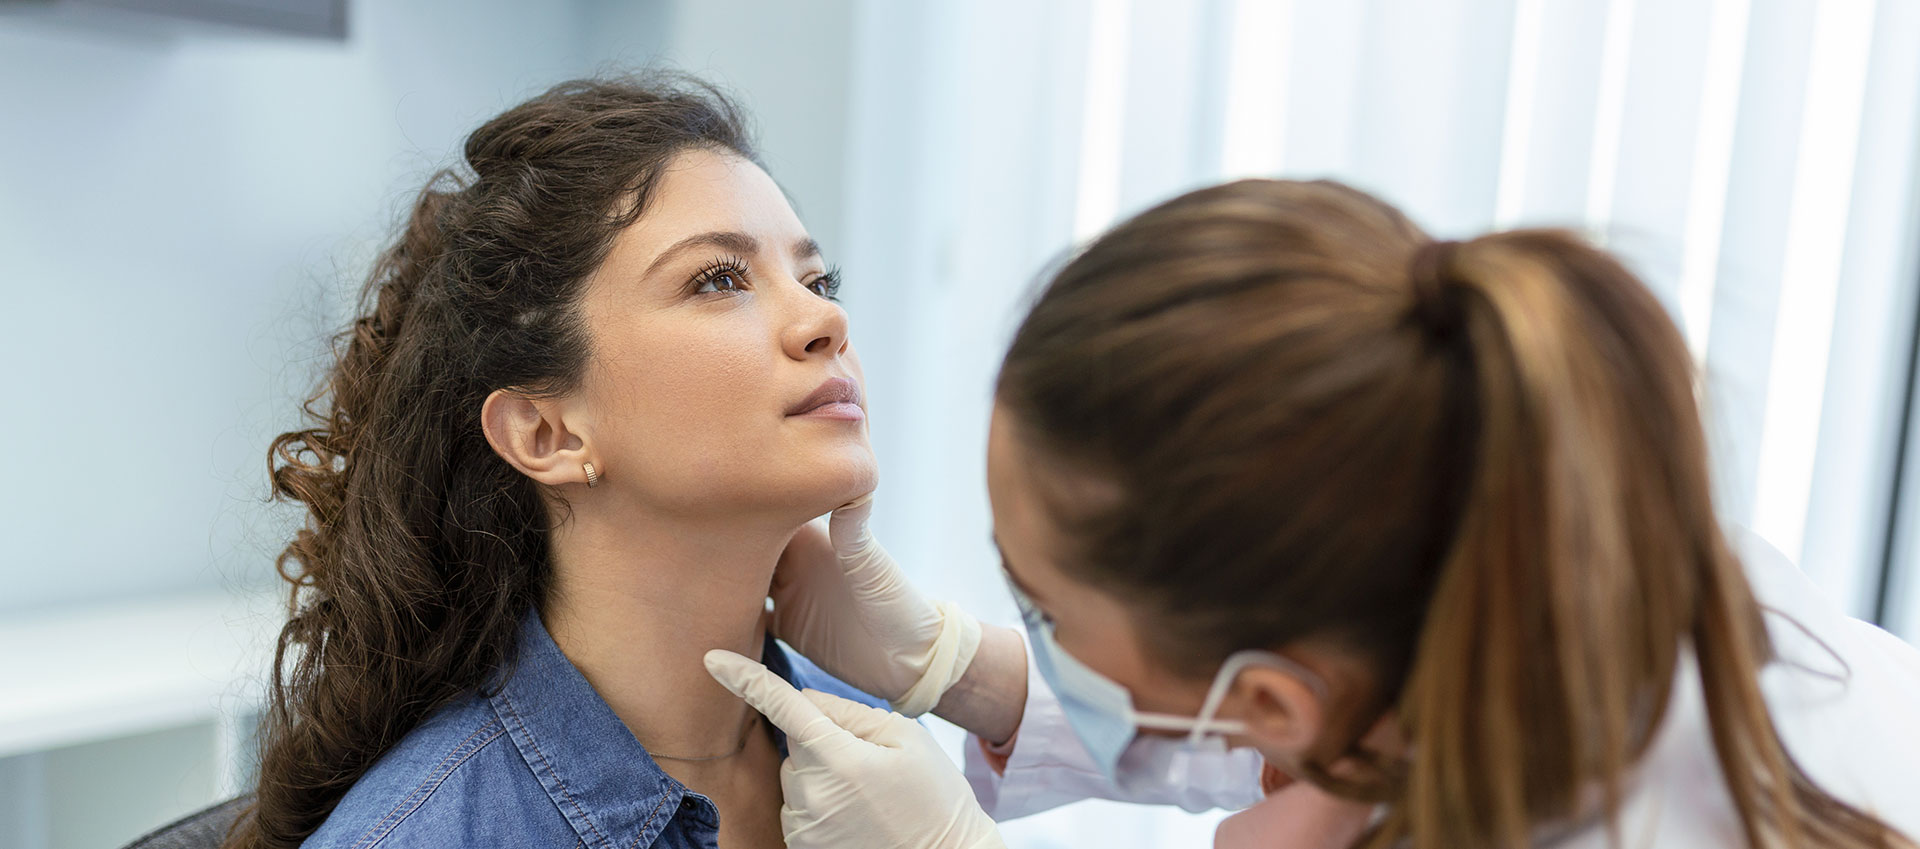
[585,0,859,261]
[0,0,595,615]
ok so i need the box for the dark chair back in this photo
[121,796,251,849]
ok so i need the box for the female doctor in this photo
[705,179,1920,848]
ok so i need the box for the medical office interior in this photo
[2,0,1918,846]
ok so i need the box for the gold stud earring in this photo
[583,461,601,488]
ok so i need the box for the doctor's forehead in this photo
[986,408,1046,564]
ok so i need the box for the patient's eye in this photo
[809,268,843,302]
[692,257,751,295]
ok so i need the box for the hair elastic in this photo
[1408,239,1465,338]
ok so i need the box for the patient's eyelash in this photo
[810,266,843,302]
[690,255,751,295]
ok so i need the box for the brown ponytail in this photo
[997,179,1914,849]
[231,75,758,849]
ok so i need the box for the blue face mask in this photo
[1008,576,1325,785]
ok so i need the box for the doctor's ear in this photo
[1233,665,1326,752]
[481,388,595,488]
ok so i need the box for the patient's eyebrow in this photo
[793,237,821,261]
[643,230,760,278]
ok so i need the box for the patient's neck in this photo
[541,505,796,764]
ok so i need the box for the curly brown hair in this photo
[231,74,758,849]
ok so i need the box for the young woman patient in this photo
[229,75,880,849]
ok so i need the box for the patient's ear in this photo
[481,389,593,487]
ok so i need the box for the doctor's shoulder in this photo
[1732,529,1920,835]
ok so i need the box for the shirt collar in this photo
[487,608,804,849]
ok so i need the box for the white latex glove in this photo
[771,493,981,716]
[705,649,1006,849]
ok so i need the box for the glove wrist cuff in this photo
[889,600,982,717]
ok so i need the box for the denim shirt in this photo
[302,610,884,849]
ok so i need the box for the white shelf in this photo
[0,589,284,760]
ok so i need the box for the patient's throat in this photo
[671,722,785,849]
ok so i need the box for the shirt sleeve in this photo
[962,628,1266,820]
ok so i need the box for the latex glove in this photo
[771,493,981,716]
[705,649,1006,849]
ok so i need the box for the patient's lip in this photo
[787,377,864,420]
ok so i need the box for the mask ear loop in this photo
[1143,650,1324,785]
[1181,650,1330,748]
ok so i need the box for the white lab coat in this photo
[962,530,1920,846]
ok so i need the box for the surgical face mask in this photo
[1007,576,1327,786]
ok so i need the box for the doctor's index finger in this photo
[800,687,902,741]
[703,649,839,745]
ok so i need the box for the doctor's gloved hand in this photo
[704,650,1006,849]
[770,494,981,716]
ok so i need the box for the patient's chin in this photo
[798,448,878,513]
[651,435,876,526]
